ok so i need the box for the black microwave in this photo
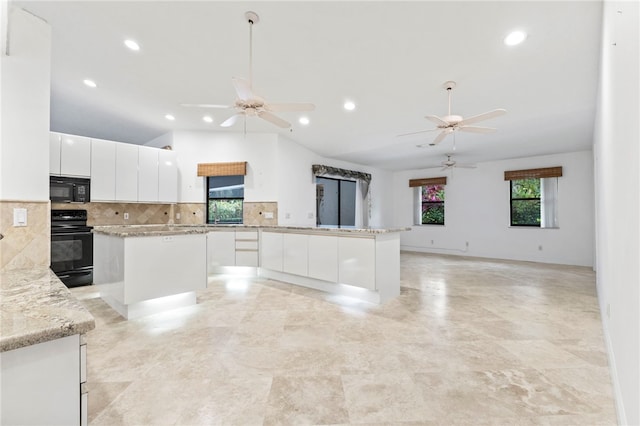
[50,176,90,203]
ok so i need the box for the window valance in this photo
[504,166,562,181]
[409,177,447,187]
[312,164,372,196]
[197,161,247,177]
[312,164,371,183]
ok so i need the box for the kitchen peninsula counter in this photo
[93,224,409,236]
[0,268,95,352]
[1,268,95,425]
[94,225,407,309]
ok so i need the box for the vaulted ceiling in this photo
[16,1,602,170]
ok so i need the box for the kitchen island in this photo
[1,268,95,425]
[93,225,208,319]
[93,225,407,318]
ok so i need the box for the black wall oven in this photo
[51,209,93,287]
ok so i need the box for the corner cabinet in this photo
[50,132,91,177]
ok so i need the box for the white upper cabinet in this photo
[49,133,61,175]
[158,149,178,203]
[60,134,91,177]
[138,146,159,202]
[90,138,116,201]
[115,143,138,202]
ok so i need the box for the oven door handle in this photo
[51,231,93,236]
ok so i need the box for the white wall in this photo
[0,7,50,201]
[593,1,639,424]
[170,131,279,203]
[392,151,594,267]
[167,131,393,228]
[275,135,393,227]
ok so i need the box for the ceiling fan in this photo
[440,154,476,171]
[181,11,314,129]
[399,81,506,147]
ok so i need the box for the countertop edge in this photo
[92,225,411,237]
[0,269,96,353]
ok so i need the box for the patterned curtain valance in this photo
[312,164,372,184]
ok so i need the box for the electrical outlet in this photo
[430,240,434,245]
[308,212,314,219]
[176,213,181,220]
[124,212,129,220]
[538,245,543,251]
[13,208,27,227]
[264,212,274,219]
[465,241,469,248]
[285,213,291,219]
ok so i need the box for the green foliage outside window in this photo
[511,178,541,226]
[422,185,445,225]
[208,199,243,224]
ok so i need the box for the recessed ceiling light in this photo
[504,30,527,46]
[165,114,175,121]
[203,116,213,123]
[344,100,356,111]
[299,116,310,125]
[124,39,140,51]
[83,79,97,88]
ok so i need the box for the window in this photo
[207,175,244,224]
[421,184,445,225]
[510,177,558,227]
[316,177,356,227]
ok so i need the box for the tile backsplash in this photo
[0,201,50,270]
[51,201,279,227]
[51,202,174,226]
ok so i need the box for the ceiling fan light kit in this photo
[180,11,315,130]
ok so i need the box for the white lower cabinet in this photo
[308,235,338,282]
[207,231,236,269]
[260,232,283,271]
[1,334,81,425]
[338,236,376,290]
[235,231,259,267]
[283,233,308,276]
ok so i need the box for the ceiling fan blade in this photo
[180,103,232,109]
[429,129,452,146]
[220,113,243,128]
[231,77,256,101]
[458,126,497,134]
[456,163,477,169]
[397,128,439,138]
[258,111,291,128]
[266,102,315,112]
[459,109,506,126]
[425,115,450,127]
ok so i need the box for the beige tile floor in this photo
[71,252,617,425]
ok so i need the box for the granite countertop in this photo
[93,224,410,237]
[0,268,95,352]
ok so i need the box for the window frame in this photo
[206,176,245,225]
[316,176,357,228]
[509,178,541,227]
[421,184,445,226]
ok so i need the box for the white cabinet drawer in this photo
[236,231,258,240]
[236,250,258,267]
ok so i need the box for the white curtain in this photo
[540,178,558,228]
